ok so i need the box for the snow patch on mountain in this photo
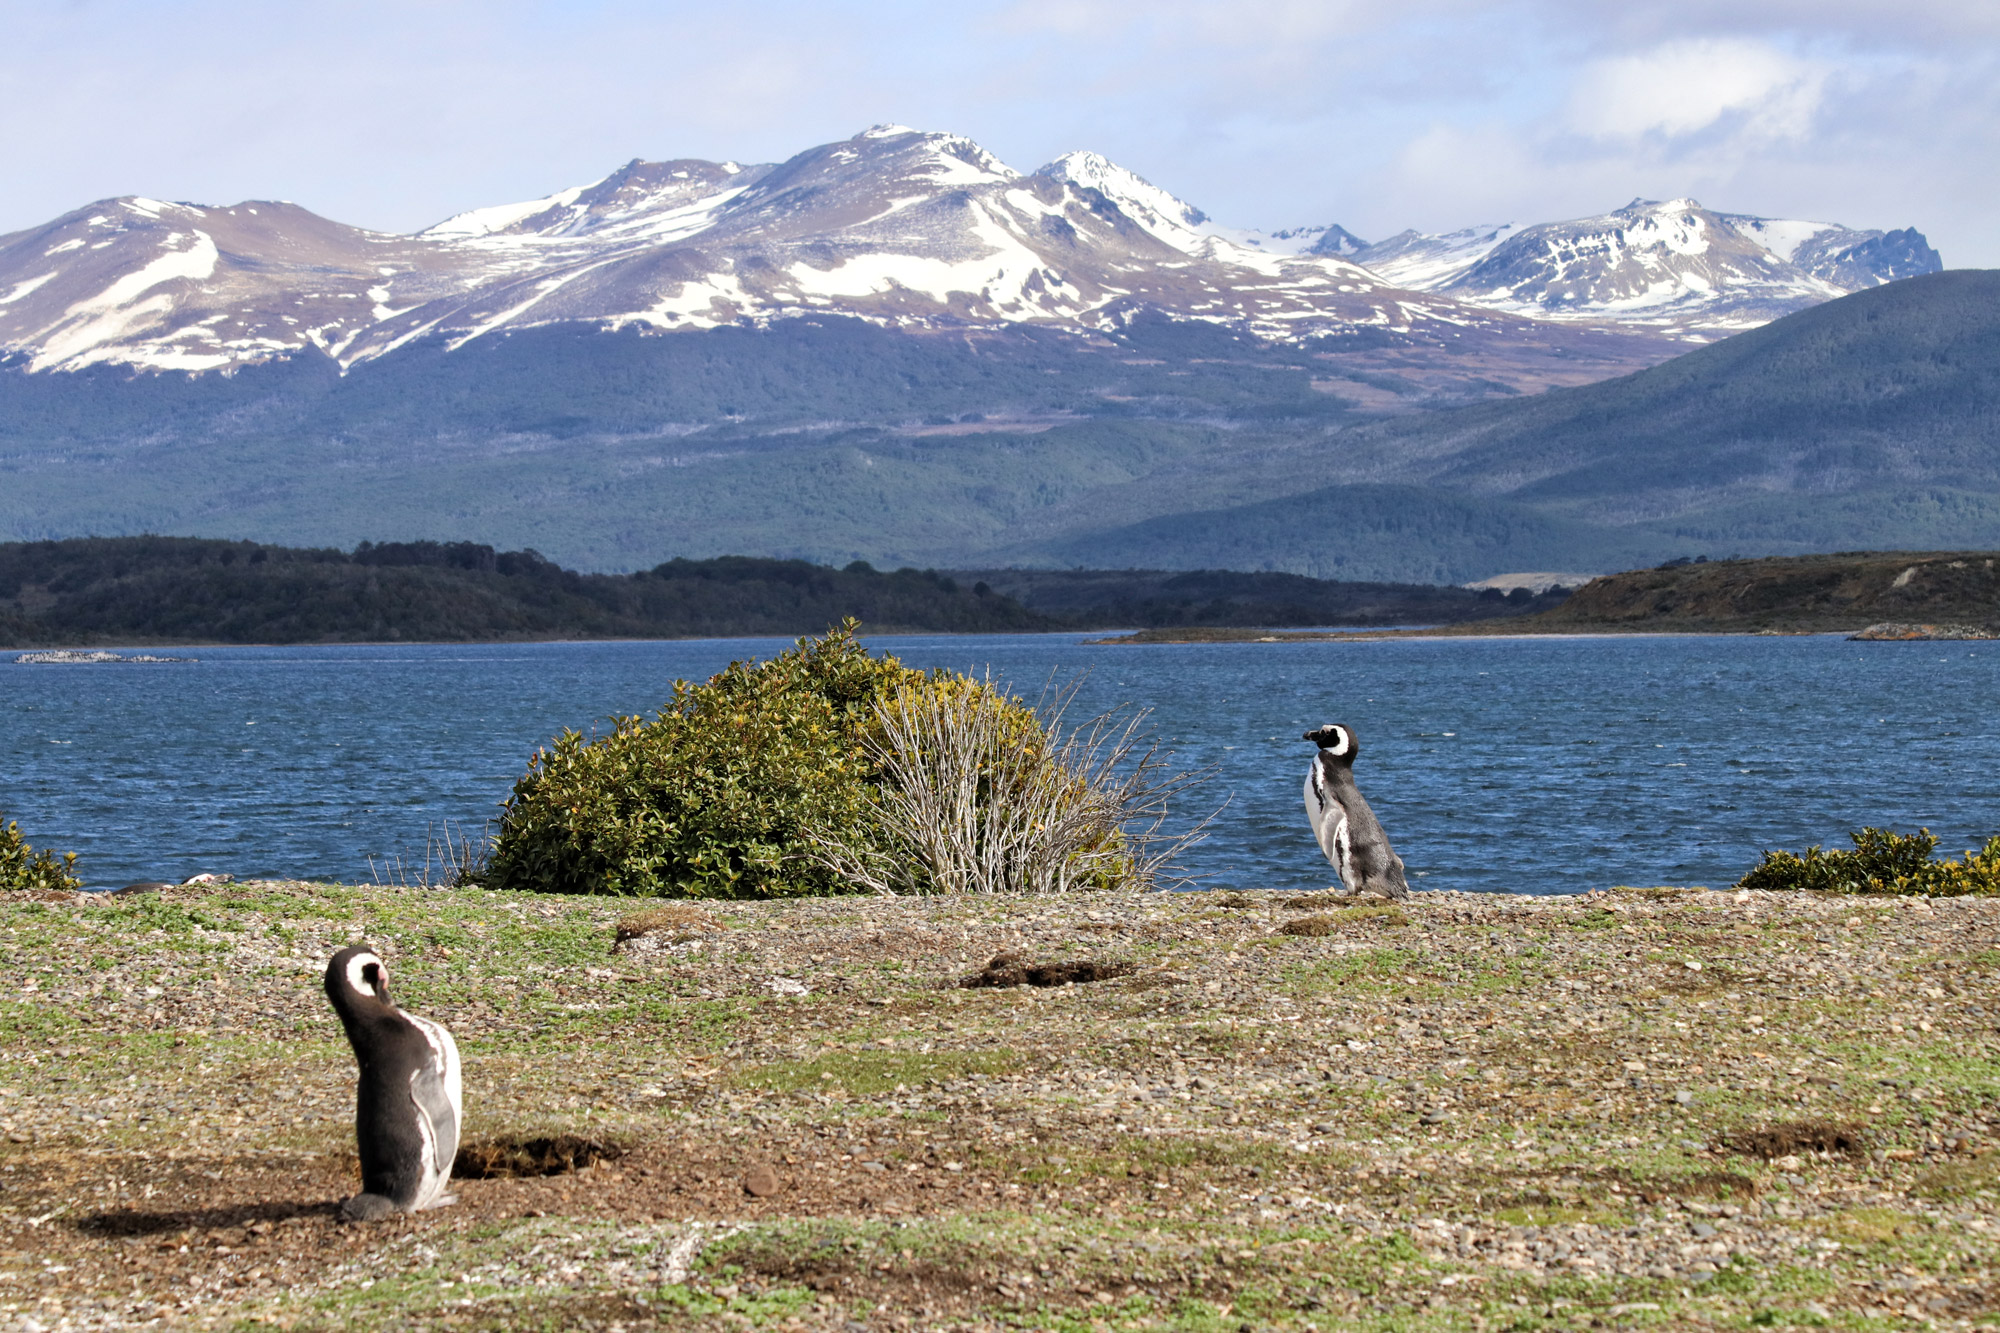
[1037,151,1207,251]
[1033,151,1330,260]
[425,184,595,239]
[1,272,57,305]
[30,229,223,371]
[1731,215,1834,263]
[1348,224,1527,290]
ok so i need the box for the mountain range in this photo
[0,125,1981,585]
[1028,270,2000,581]
[0,125,1936,377]
[1337,199,1939,335]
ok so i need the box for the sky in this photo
[3,0,1997,265]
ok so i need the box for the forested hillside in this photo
[1519,550,2000,632]
[1023,271,2000,576]
[956,566,1569,627]
[0,539,1048,644]
[6,274,1993,585]
[0,538,1569,646]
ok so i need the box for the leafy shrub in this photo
[484,622,918,897]
[1,817,81,893]
[1738,827,2000,896]
[484,623,1206,898]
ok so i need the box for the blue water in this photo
[3,633,1996,894]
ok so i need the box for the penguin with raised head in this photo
[323,945,463,1221]
[1303,724,1410,900]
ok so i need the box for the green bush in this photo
[482,623,1199,899]
[1738,827,2000,896]
[1,817,81,893]
[484,623,968,897]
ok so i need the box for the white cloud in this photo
[1566,38,1827,144]
[0,0,1995,265]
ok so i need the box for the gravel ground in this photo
[2,880,1996,1331]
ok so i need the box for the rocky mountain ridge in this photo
[1338,198,1940,334]
[0,127,1559,376]
[0,127,1936,376]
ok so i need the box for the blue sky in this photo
[4,0,1996,263]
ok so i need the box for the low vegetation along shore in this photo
[4,881,1997,1331]
[1097,551,2000,643]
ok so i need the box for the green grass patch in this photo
[1279,947,1433,995]
[1915,1151,2000,1201]
[732,1046,1022,1096]
[1806,1206,1929,1245]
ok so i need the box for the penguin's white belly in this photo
[405,1014,463,1211]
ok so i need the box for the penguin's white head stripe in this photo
[1303,723,1353,757]
[345,951,387,998]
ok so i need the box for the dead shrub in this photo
[808,675,1213,896]
[613,904,726,942]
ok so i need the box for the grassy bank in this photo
[2,882,1996,1330]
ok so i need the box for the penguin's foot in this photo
[416,1191,460,1211]
[339,1192,403,1222]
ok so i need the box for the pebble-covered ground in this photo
[1,881,1995,1331]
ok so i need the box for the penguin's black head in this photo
[1303,723,1356,759]
[325,944,393,1009]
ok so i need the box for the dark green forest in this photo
[0,537,1560,646]
[961,566,1567,628]
[0,538,1047,644]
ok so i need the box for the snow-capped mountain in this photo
[1342,224,1529,290]
[0,127,1537,376]
[1341,199,1940,334]
[0,130,1938,376]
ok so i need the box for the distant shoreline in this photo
[1086,626,1857,645]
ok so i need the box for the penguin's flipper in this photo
[1330,816,1355,890]
[341,1192,402,1222]
[408,1016,462,1166]
[405,1014,463,1212]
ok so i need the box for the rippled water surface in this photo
[4,633,1995,893]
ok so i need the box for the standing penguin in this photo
[323,945,463,1221]
[1303,724,1411,899]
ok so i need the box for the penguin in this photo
[1302,724,1411,900]
[323,945,463,1221]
